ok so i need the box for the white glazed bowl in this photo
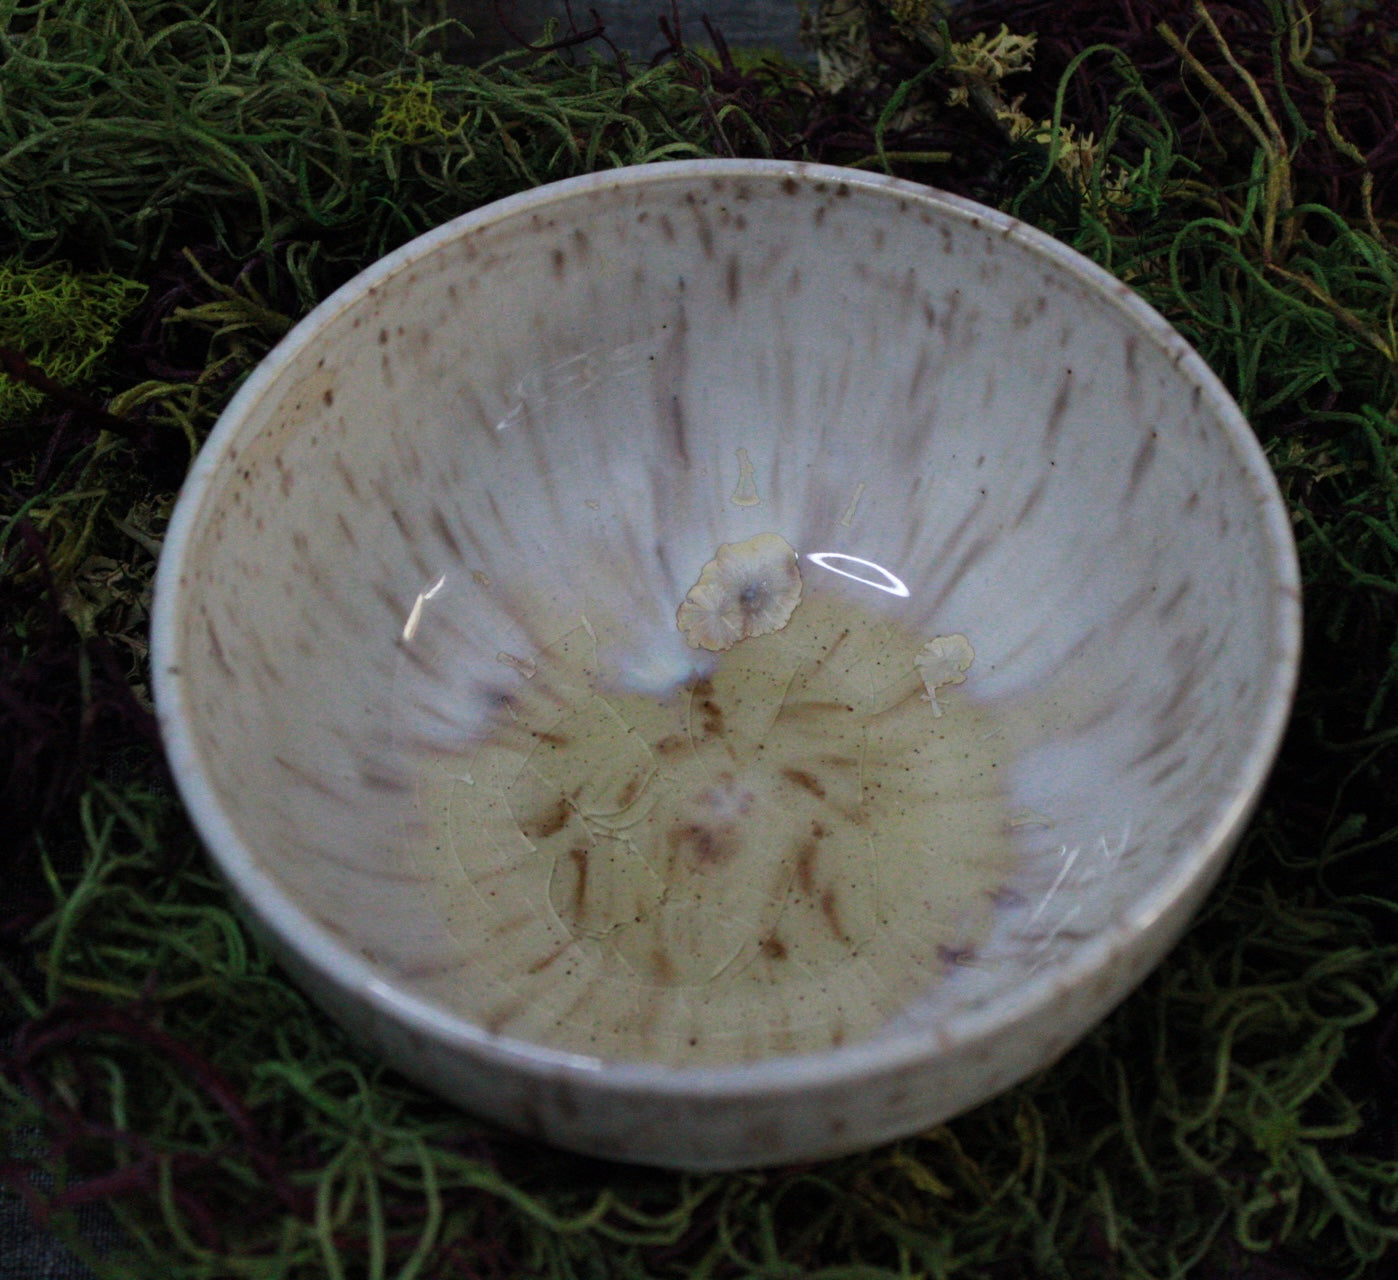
[152,160,1300,1170]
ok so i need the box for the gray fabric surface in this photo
[453,0,805,59]
[0,1187,113,1280]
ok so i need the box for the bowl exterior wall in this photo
[259,843,1223,1168]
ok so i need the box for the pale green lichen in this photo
[944,25,1037,105]
[811,0,878,95]
[0,260,146,420]
[355,76,465,151]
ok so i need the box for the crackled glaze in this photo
[407,584,1019,1065]
[153,160,1300,1169]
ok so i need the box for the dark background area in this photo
[451,0,805,60]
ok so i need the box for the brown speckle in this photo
[359,765,408,794]
[332,454,360,498]
[1150,756,1187,786]
[567,846,589,911]
[527,944,569,975]
[668,820,737,868]
[650,945,677,984]
[274,753,339,799]
[522,797,571,840]
[1158,578,1190,618]
[1126,429,1158,499]
[429,507,463,559]
[1045,370,1073,444]
[485,995,526,1035]
[665,392,689,467]
[1012,475,1049,528]
[780,767,827,800]
[691,679,724,736]
[760,935,788,960]
[795,835,818,895]
[205,619,235,680]
[820,887,848,941]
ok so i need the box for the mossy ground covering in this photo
[2,1,1396,1275]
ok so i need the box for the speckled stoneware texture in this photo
[152,159,1301,1170]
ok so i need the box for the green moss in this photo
[0,261,146,420]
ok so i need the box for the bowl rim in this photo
[151,157,1303,1099]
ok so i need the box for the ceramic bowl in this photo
[152,160,1301,1169]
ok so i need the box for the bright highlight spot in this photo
[805,552,910,598]
[402,574,448,642]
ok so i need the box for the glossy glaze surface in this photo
[153,160,1301,1168]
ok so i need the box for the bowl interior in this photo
[157,163,1299,1070]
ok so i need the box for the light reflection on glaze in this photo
[401,574,447,643]
[805,551,911,598]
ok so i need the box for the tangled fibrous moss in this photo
[0,261,146,420]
